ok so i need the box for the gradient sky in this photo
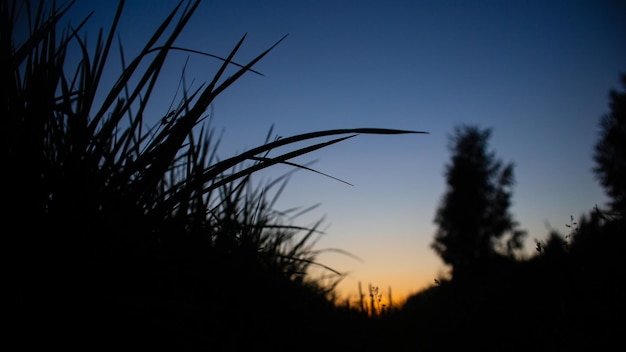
[55,0,626,305]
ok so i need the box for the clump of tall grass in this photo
[3,0,426,348]
[349,281,395,317]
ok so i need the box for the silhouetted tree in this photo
[432,125,525,278]
[593,73,626,213]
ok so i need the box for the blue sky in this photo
[58,0,626,304]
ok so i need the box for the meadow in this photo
[5,1,623,350]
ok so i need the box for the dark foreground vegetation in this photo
[396,209,625,350]
[4,1,624,350]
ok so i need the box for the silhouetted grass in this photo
[3,0,426,350]
[11,0,620,350]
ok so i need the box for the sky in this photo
[50,0,626,305]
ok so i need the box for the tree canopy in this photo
[432,125,525,278]
[593,73,626,213]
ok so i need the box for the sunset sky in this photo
[55,0,626,304]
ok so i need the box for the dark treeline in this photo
[390,90,626,349]
[4,1,624,351]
